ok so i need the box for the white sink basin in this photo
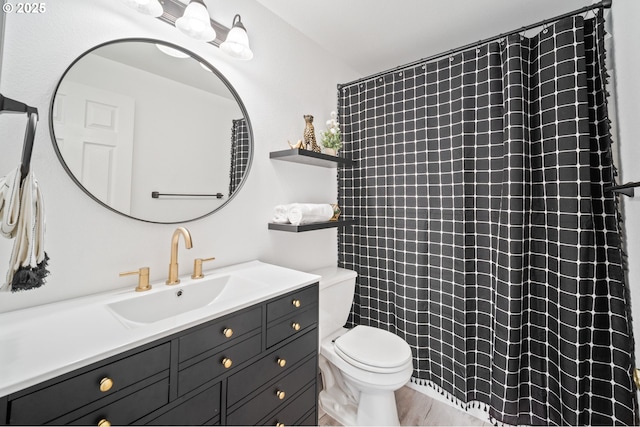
[107,274,265,328]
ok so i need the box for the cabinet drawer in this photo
[179,306,261,363]
[226,356,317,426]
[147,383,220,425]
[68,378,169,426]
[259,384,317,426]
[9,343,170,425]
[178,333,261,396]
[266,285,318,323]
[227,328,318,406]
[205,416,221,426]
[266,305,317,348]
[298,408,318,426]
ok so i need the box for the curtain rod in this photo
[338,0,612,90]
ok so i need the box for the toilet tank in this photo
[309,266,357,340]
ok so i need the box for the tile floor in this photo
[319,386,493,426]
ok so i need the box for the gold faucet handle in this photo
[192,257,216,279]
[120,267,151,292]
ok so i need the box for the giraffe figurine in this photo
[303,115,322,153]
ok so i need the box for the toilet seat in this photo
[334,325,413,374]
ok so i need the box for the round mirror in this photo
[50,39,253,223]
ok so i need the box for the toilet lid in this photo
[334,325,413,373]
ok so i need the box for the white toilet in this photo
[310,266,414,426]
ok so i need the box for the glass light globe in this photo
[155,44,190,59]
[175,0,216,42]
[220,15,253,60]
[123,0,163,17]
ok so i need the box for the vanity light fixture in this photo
[220,14,253,60]
[175,0,216,42]
[122,0,163,18]
[121,0,254,60]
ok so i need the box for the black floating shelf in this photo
[268,219,356,232]
[270,149,355,168]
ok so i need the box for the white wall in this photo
[0,0,359,312]
[610,0,640,360]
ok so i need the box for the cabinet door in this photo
[227,329,317,407]
[258,383,317,427]
[226,357,317,426]
[178,306,261,363]
[9,343,170,425]
[298,408,318,426]
[266,305,317,348]
[147,383,220,425]
[178,334,261,396]
[0,396,7,425]
[68,378,169,426]
[266,285,318,323]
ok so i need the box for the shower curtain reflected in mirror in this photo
[338,11,637,426]
[229,118,250,197]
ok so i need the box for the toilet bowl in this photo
[311,266,413,426]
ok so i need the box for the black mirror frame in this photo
[49,38,254,224]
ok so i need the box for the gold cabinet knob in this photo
[222,357,233,369]
[276,423,285,427]
[223,328,233,338]
[277,358,286,368]
[98,419,111,427]
[99,377,114,392]
[292,299,301,308]
[276,390,286,400]
[291,322,301,331]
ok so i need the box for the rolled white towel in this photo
[287,203,334,226]
[272,204,292,223]
[3,171,47,291]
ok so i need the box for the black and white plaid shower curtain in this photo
[338,12,637,426]
[229,118,250,197]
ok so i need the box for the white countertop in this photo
[0,260,320,397]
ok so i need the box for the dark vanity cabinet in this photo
[0,283,319,426]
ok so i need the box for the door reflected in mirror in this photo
[50,39,252,223]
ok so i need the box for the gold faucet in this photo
[166,227,193,285]
[120,267,151,292]
[192,257,216,279]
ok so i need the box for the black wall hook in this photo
[19,112,39,180]
[0,93,37,115]
[0,93,39,182]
